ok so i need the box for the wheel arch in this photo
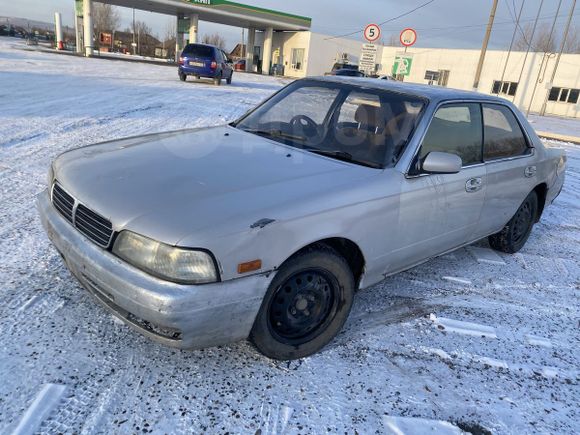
[533,182,548,222]
[280,237,366,289]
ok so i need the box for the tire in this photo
[488,190,538,254]
[179,72,186,82]
[226,72,232,84]
[213,73,222,86]
[250,245,355,360]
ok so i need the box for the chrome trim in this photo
[483,147,535,164]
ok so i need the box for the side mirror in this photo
[422,151,462,174]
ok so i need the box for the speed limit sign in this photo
[364,24,381,43]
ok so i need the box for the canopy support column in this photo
[246,27,255,72]
[82,0,93,56]
[188,14,198,44]
[262,26,273,75]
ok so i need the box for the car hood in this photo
[54,126,379,245]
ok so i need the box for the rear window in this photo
[483,104,529,161]
[183,44,214,58]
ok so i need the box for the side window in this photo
[419,103,483,167]
[482,104,529,161]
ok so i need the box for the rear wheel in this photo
[489,190,538,253]
[213,73,222,86]
[179,72,187,82]
[226,72,233,84]
[250,245,354,360]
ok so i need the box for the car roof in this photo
[308,76,507,104]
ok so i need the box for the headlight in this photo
[113,231,218,284]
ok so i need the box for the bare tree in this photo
[93,3,120,38]
[134,21,158,56]
[201,33,226,49]
[385,33,400,47]
[514,22,557,53]
[564,25,580,53]
[163,21,176,59]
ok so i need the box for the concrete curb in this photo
[536,131,580,145]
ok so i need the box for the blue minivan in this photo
[178,43,234,86]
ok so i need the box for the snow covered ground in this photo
[528,114,580,138]
[0,37,579,434]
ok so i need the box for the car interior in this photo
[237,83,426,169]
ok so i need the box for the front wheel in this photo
[488,190,538,253]
[250,245,354,360]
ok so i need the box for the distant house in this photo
[229,43,246,60]
[97,30,162,57]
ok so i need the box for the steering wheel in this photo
[289,115,319,139]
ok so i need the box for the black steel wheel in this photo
[489,190,538,253]
[250,245,355,360]
[268,268,339,345]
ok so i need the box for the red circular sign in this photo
[364,24,381,43]
[400,28,417,47]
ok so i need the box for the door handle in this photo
[465,177,483,193]
[524,165,537,178]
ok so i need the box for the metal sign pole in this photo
[540,0,577,116]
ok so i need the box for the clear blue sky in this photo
[0,0,576,50]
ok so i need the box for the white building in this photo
[259,31,580,119]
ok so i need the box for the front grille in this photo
[51,183,74,223]
[75,204,114,247]
[51,182,114,248]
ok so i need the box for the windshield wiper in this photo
[240,128,306,143]
[307,149,382,169]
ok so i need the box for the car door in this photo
[474,103,537,239]
[388,102,487,272]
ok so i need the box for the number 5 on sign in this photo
[364,24,381,43]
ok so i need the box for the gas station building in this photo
[75,0,312,75]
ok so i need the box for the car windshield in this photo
[235,80,427,169]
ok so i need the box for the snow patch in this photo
[475,356,509,369]
[467,246,506,265]
[442,276,472,285]
[383,415,463,434]
[12,383,67,435]
[420,346,453,361]
[430,314,497,338]
[525,334,553,348]
[541,367,559,378]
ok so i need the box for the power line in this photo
[324,0,436,40]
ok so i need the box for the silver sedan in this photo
[37,77,567,360]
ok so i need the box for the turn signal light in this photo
[237,259,262,274]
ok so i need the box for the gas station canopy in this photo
[102,0,312,31]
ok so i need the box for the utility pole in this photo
[540,0,577,116]
[526,0,562,116]
[132,8,136,55]
[473,0,498,90]
[497,0,525,93]
[513,0,544,104]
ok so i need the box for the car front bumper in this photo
[37,190,272,349]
